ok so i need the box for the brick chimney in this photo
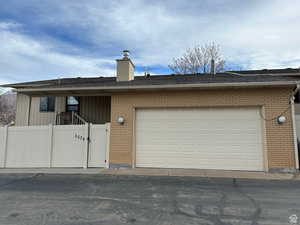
[116,50,135,81]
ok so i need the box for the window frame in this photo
[39,96,56,112]
[66,96,80,113]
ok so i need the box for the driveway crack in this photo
[232,178,261,225]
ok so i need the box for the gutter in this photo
[13,81,299,93]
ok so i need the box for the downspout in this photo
[27,95,32,126]
[291,84,300,169]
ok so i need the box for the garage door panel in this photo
[138,155,263,168]
[137,146,262,154]
[138,147,262,154]
[140,120,258,126]
[138,159,262,171]
[137,125,261,133]
[137,133,261,142]
[136,107,264,171]
[137,136,262,145]
[140,108,260,118]
[137,150,262,158]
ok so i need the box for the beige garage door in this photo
[135,107,264,171]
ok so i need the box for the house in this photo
[2,51,300,172]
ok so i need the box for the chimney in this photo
[210,58,216,75]
[116,50,135,81]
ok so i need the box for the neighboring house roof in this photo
[229,68,300,75]
[2,69,300,94]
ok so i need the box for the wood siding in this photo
[16,95,111,125]
[29,96,66,126]
[79,96,111,124]
[110,87,296,170]
[15,93,31,126]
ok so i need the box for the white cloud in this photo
[48,0,300,69]
[0,22,116,84]
[212,0,300,69]
[0,22,21,30]
[0,0,300,83]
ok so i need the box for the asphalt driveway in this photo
[0,174,299,225]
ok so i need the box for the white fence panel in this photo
[0,127,7,167]
[0,123,110,169]
[88,124,109,168]
[52,125,88,167]
[6,126,51,168]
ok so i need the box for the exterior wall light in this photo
[117,116,125,125]
[277,115,286,124]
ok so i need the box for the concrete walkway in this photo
[0,168,298,180]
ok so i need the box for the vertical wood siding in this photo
[29,96,66,125]
[79,96,111,124]
[16,95,111,126]
[15,93,30,126]
[56,96,66,113]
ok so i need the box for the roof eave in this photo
[14,81,298,94]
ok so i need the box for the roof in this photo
[229,68,300,75]
[2,69,300,94]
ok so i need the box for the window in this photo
[66,96,80,112]
[40,96,55,112]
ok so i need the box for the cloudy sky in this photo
[0,0,299,84]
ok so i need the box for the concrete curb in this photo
[105,169,296,180]
[0,168,298,180]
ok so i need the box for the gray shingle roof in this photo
[229,68,300,75]
[2,70,300,91]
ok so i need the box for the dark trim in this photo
[39,96,55,112]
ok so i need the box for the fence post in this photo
[48,124,54,168]
[72,111,74,124]
[2,125,8,168]
[105,123,110,169]
[83,123,89,169]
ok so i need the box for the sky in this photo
[0,0,299,84]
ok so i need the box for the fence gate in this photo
[88,124,110,168]
[0,123,110,168]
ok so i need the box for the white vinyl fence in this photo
[0,123,110,168]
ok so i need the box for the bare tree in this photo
[168,42,226,74]
[0,88,5,95]
[0,91,16,126]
